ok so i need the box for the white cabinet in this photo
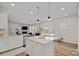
[9,37,17,49]
[43,42,53,56]
[26,37,54,56]
[0,13,7,28]
[0,36,23,53]
[0,38,9,52]
[33,42,43,56]
[16,36,23,47]
[9,36,23,50]
[0,13,8,35]
[26,39,33,55]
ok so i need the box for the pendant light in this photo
[48,1,51,20]
[36,6,40,23]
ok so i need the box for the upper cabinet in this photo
[0,13,8,36]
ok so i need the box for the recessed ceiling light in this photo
[61,8,64,10]
[30,11,33,15]
[10,3,15,7]
[65,14,68,16]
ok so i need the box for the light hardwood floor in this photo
[54,41,79,56]
[16,42,79,56]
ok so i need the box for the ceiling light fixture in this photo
[37,19,39,23]
[36,6,40,23]
[48,1,51,21]
[11,3,15,7]
[61,8,64,10]
[30,11,33,15]
[65,14,68,16]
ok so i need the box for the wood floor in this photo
[15,41,79,56]
[54,41,79,56]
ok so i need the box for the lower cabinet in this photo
[0,38,9,52]
[9,36,23,50]
[0,36,23,53]
[16,36,23,48]
[26,39,54,56]
[9,37,17,49]
[32,42,43,56]
[26,39,33,55]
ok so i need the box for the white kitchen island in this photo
[26,36,54,56]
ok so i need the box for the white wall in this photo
[28,21,54,34]
[78,8,79,50]
[40,21,54,34]
[40,17,77,44]
[54,17,77,44]
[30,16,77,44]
[28,24,38,34]
[8,23,30,35]
[8,22,22,35]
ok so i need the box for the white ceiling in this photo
[0,2,78,24]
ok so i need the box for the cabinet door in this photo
[16,36,23,47]
[0,13,7,29]
[33,42,43,56]
[0,38,9,52]
[9,37,17,49]
[44,41,54,56]
[26,39,33,55]
[0,14,5,28]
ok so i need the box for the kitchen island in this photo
[26,36,54,56]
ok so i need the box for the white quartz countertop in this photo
[27,36,54,44]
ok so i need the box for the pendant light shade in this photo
[37,19,39,23]
[36,6,40,23]
[48,16,51,20]
[48,1,52,20]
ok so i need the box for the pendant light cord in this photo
[37,6,39,20]
[49,0,50,16]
